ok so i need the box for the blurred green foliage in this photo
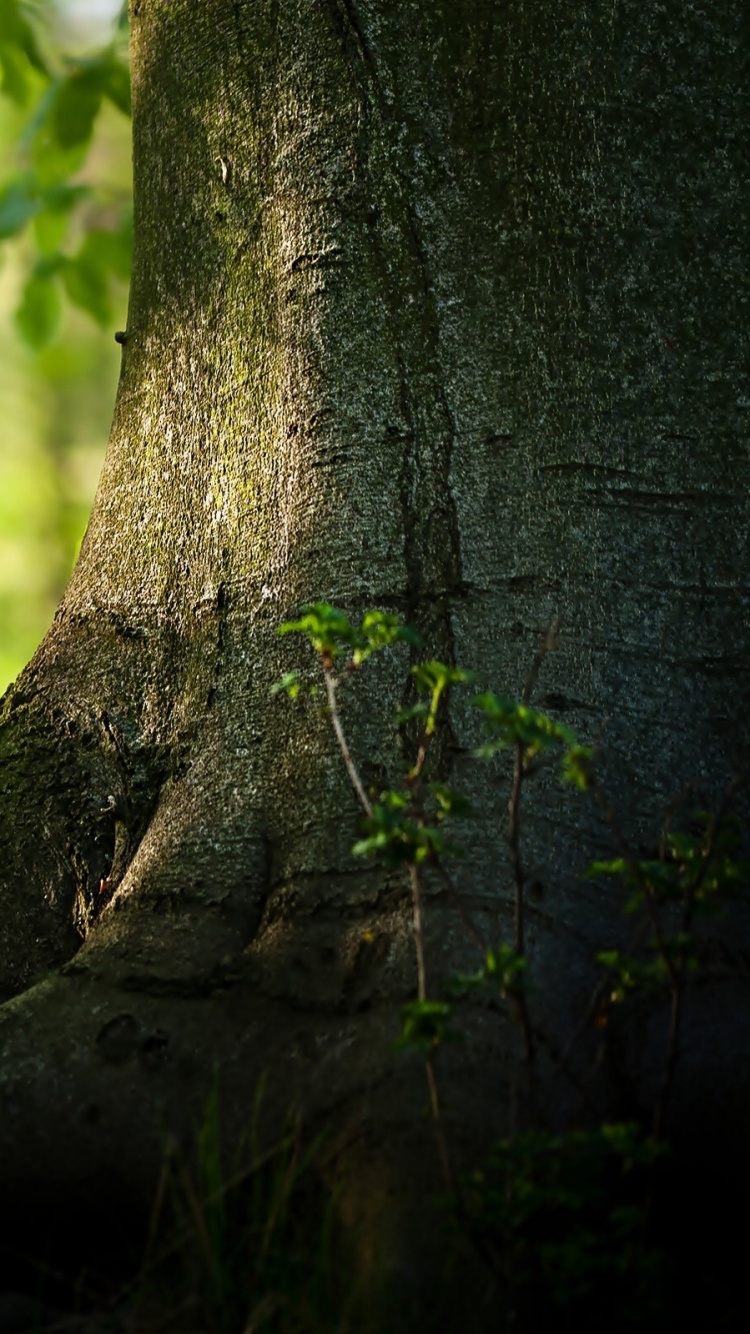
[0,0,131,692]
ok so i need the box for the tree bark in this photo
[0,0,748,1321]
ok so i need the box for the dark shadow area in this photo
[0,1134,746,1332]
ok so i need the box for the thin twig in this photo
[652,775,744,1138]
[426,1055,455,1192]
[652,985,682,1141]
[682,773,743,910]
[410,732,432,783]
[502,628,566,1092]
[509,739,526,959]
[521,618,560,706]
[408,712,437,786]
[324,648,458,1196]
[592,783,683,1137]
[408,863,456,1195]
[512,990,535,1081]
[541,914,652,1119]
[506,738,536,1082]
[503,623,591,1114]
[594,785,673,972]
[410,862,427,1003]
[590,775,746,1140]
[323,664,373,818]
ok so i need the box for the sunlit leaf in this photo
[472,692,577,760]
[412,661,475,694]
[278,604,417,665]
[270,670,316,701]
[352,789,458,866]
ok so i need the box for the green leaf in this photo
[15,273,61,348]
[598,1122,666,1171]
[62,224,130,323]
[353,609,420,665]
[394,999,456,1055]
[278,604,362,659]
[485,944,527,995]
[585,858,628,880]
[472,692,577,759]
[562,744,594,790]
[0,41,30,105]
[448,945,527,999]
[31,127,89,190]
[408,660,474,739]
[595,949,668,1001]
[588,810,746,920]
[446,968,488,996]
[664,831,701,862]
[428,783,473,820]
[61,248,111,324]
[35,212,71,257]
[395,700,430,725]
[0,177,37,238]
[412,661,475,694]
[270,670,314,701]
[352,790,457,866]
[278,604,418,665]
[660,934,699,971]
[0,1,47,76]
[0,0,25,44]
[50,67,104,149]
[33,183,90,255]
[79,223,133,281]
[100,56,131,116]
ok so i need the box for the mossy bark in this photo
[0,0,748,1322]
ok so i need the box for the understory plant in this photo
[58,1082,362,1334]
[275,603,746,1329]
[13,608,741,1333]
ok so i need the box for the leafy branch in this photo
[0,0,132,345]
[274,602,746,1313]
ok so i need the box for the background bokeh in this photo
[0,0,129,691]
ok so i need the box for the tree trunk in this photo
[0,0,748,1323]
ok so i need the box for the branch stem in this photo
[410,862,427,1002]
[426,1055,454,1193]
[653,982,682,1140]
[509,740,525,958]
[508,741,535,1079]
[324,665,372,818]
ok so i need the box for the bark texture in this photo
[0,0,748,1320]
